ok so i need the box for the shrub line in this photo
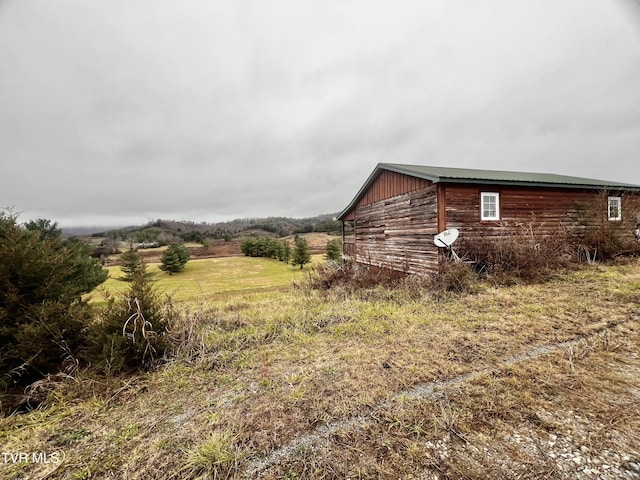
[242,316,634,478]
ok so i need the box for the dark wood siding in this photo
[354,185,439,274]
[342,170,431,222]
[357,171,430,209]
[344,172,640,274]
[445,184,640,240]
[437,184,446,232]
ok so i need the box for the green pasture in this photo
[89,255,323,305]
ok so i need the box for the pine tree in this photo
[325,239,342,261]
[291,236,311,269]
[176,243,190,265]
[90,262,172,373]
[276,239,291,263]
[120,248,143,281]
[281,240,291,264]
[0,213,108,394]
[159,243,190,275]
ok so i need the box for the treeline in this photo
[241,235,313,269]
[244,216,341,237]
[240,236,291,263]
[94,226,233,246]
[92,214,341,244]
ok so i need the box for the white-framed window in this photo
[481,192,500,220]
[608,196,622,221]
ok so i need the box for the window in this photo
[608,196,621,221]
[481,192,500,220]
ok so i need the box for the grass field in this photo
[2,259,640,479]
[89,254,323,304]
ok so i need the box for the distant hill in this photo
[88,213,342,244]
[62,225,129,237]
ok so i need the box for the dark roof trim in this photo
[336,163,640,220]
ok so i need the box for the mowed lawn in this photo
[89,254,323,304]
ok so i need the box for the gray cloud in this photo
[1,0,639,227]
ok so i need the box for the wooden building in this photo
[336,163,640,274]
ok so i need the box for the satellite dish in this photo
[434,228,459,248]
[434,228,461,262]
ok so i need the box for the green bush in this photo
[325,239,342,261]
[240,236,291,263]
[160,242,190,275]
[120,248,144,281]
[292,236,311,269]
[0,213,107,394]
[89,264,175,374]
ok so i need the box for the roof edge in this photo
[336,163,387,220]
[336,163,640,221]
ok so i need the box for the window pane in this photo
[481,193,498,219]
[608,197,621,220]
[484,205,495,217]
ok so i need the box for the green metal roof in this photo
[337,163,640,220]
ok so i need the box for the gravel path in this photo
[243,323,639,478]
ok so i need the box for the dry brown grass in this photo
[1,260,639,479]
[282,324,640,479]
[456,217,574,283]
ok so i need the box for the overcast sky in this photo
[1,1,640,228]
